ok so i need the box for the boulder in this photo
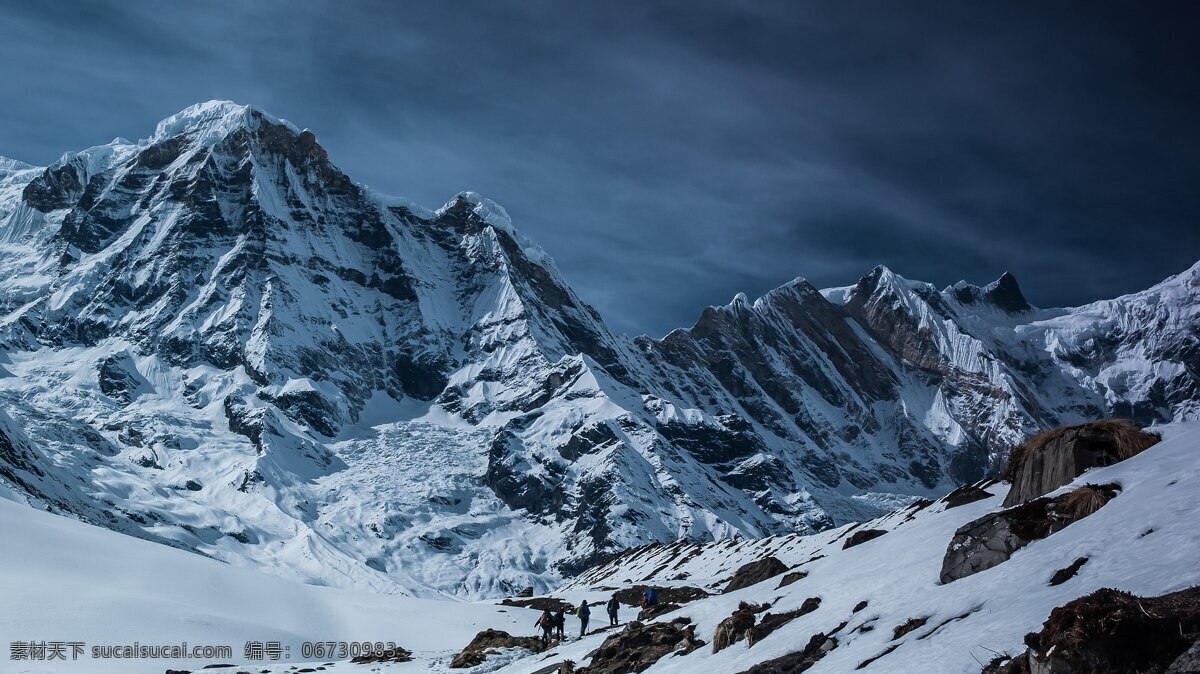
[712,604,759,653]
[777,570,807,589]
[735,632,837,674]
[449,629,548,669]
[941,481,995,509]
[637,602,681,621]
[612,584,708,606]
[1003,420,1158,507]
[350,645,413,664]
[723,556,789,593]
[577,617,704,674]
[500,596,575,613]
[1048,557,1089,586]
[843,529,887,549]
[750,597,822,644]
[941,484,1118,584]
[986,586,1200,673]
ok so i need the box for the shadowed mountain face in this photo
[0,101,1196,597]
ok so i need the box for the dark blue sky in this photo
[2,1,1198,336]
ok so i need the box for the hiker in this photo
[577,599,591,636]
[642,585,657,608]
[606,594,620,626]
[535,609,554,645]
[553,608,566,640]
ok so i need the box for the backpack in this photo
[647,587,657,604]
[578,603,590,618]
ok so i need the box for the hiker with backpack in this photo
[606,594,620,626]
[577,599,591,636]
[641,585,658,608]
[553,608,566,640]
[535,609,554,645]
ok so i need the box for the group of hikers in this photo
[534,586,658,644]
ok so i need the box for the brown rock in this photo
[842,528,887,549]
[1003,420,1158,507]
[1009,586,1200,673]
[577,617,704,674]
[940,484,1118,584]
[724,557,789,593]
[449,629,548,669]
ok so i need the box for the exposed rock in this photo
[941,481,995,509]
[637,602,681,621]
[500,596,575,613]
[449,629,548,669]
[853,600,869,613]
[612,584,708,606]
[892,616,928,640]
[1167,640,1200,673]
[577,617,704,674]
[724,556,789,593]
[713,604,759,653]
[750,598,822,645]
[1048,557,1089,586]
[843,528,887,549]
[517,586,535,597]
[777,570,807,588]
[737,632,837,674]
[1003,419,1159,507]
[990,586,1200,674]
[97,354,150,404]
[940,484,1119,584]
[349,645,413,664]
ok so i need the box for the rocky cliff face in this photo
[0,101,1196,597]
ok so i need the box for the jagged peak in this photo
[850,264,934,299]
[437,191,514,235]
[435,191,557,269]
[150,100,300,147]
[947,271,1031,312]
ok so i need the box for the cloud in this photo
[1,1,1197,336]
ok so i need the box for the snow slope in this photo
[0,493,534,674]
[7,422,1193,674]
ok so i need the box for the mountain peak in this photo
[949,271,1032,312]
[151,100,300,147]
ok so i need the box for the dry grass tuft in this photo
[1058,484,1120,520]
[1003,419,1159,480]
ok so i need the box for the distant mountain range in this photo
[1,101,1196,597]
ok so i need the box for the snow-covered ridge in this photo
[151,99,301,146]
[0,100,1197,600]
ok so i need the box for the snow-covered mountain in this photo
[1,101,1196,598]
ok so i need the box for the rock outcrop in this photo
[577,617,704,674]
[735,632,837,674]
[724,557,790,593]
[983,586,1200,673]
[449,629,549,669]
[940,481,996,509]
[842,528,887,549]
[613,584,708,606]
[1003,420,1159,507]
[940,484,1119,584]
